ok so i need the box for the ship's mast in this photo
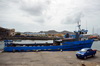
[92,27,94,35]
[77,20,81,31]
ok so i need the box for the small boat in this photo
[4,22,94,52]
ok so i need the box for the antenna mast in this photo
[77,20,81,31]
[86,20,87,30]
[92,27,94,35]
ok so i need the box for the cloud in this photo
[62,11,84,24]
[19,0,51,23]
[20,0,50,16]
[0,0,100,33]
[0,0,51,26]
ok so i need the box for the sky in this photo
[0,0,100,34]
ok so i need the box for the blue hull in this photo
[4,40,94,52]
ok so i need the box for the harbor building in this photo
[22,32,46,36]
[0,27,15,37]
[40,30,74,37]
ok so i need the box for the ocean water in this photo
[0,40,100,51]
[91,41,100,51]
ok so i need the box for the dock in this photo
[0,51,100,66]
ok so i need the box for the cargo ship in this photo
[4,22,94,52]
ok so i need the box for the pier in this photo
[0,51,100,66]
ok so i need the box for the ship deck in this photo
[11,43,54,46]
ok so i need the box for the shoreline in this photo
[1,36,59,40]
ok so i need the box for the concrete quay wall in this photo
[0,51,100,66]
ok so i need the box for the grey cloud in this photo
[33,17,45,23]
[19,0,51,23]
[61,0,100,25]
[0,0,51,24]
[21,4,43,16]
[20,0,51,16]
[0,0,100,32]
[62,12,83,24]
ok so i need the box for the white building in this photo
[22,32,45,36]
